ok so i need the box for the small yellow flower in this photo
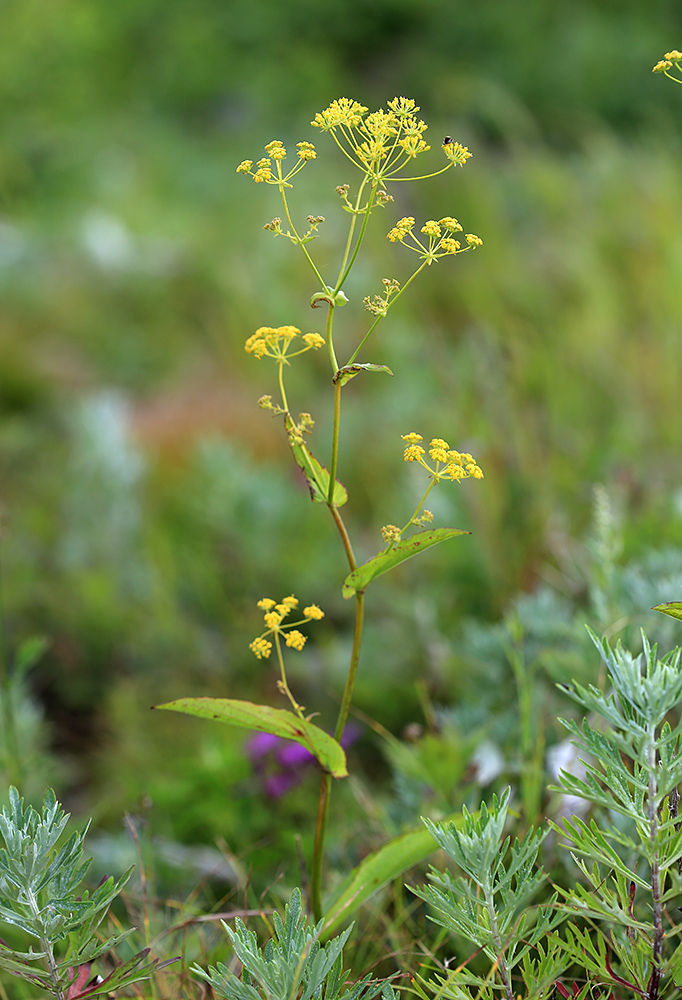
[264,140,286,159]
[440,238,462,253]
[653,59,673,72]
[387,97,419,117]
[439,217,463,232]
[311,98,368,130]
[274,603,291,616]
[264,611,284,629]
[421,221,441,237]
[466,234,483,247]
[249,637,272,659]
[443,142,472,166]
[257,598,277,610]
[236,160,253,173]
[281,594,299,609]
[284,630,306,650]
[303,332,325,349]
[304,605,324,620]
[665,50,682,60]
[387,217,415,242]
[296,141,317,160]
[401,432,423,443]
[404,444,425,462]
[429,438,450,462]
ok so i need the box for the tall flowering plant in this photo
[156,97,484,922]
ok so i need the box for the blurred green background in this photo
[3,0,682,892]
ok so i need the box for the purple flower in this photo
[246,725,361,798]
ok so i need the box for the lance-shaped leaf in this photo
[332,364,394,386]
[154,698,348,778]
[320,814,465,940]
[653,601,682,622]
[285,416,347,507]
[342,528,469,599]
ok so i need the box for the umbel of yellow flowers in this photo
[401,433,484,482]
[249,596,324,660]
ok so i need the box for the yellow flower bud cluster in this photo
[249,596,325,659]
[401,433,484,482]
[363,277,401,317]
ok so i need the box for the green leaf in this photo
[320,814,465,940]
[332,364,394,386]
[653,601,682,622]
[154,697,348,778]
[285,416,347,507]
[342,528,469,599]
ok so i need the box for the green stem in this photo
[26,888,64,1000]
[278,362,289,413]
[483,882,514,1000]
[345,260,428,366]
[311,771,331,921]
[325,304,338,374]
[334,177,368,290]
[274,633,306,719]
[334,591,364,741]
[329,504,356,571]
[327,381,342,506]
[310,501,360,920]
[311,588,364,922]
[334,180,377,293]
[278,172,327,289]
[399,478,437,535]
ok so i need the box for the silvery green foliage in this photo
[195,888,397,1000]
[549,629,682,1000]
[0,787,159,999]
[413,789,566,1000]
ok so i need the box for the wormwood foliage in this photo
[549,630,682,1000]
[412,629,682,1000]
[0,787,159,1000]
[194,888,397,1000]
[412,790,566,1000]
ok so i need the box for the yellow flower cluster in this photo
[401,433,484,482]
[653,50,682,72]
[441,140,473,167]
[244,326,325,362]
[236,140,317,185]
[311,97,432,179]
[387,218,482,264]
[249,596,325,659]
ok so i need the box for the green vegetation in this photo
[4,3,682,998]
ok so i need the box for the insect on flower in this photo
[442,136,453,145]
